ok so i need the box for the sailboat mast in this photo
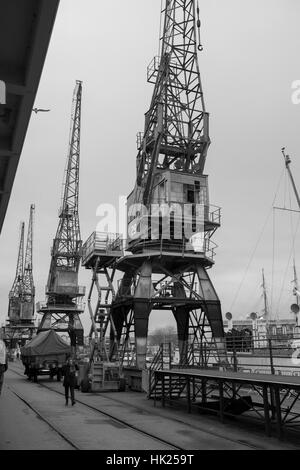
[262,268,270,321]
[293,259,299,306]
[281,148,300,209]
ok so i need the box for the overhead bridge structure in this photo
[0,0,60,233]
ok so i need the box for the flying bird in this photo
[32,108,50,114]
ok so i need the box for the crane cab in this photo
[127,170,220,257]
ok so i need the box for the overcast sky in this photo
[1,0,300,333]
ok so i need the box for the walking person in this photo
[62,356,79,406]
[0,339,8,395]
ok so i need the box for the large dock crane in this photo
[4,205,36,349]
[37,81,85,355]
[110,0,226,371]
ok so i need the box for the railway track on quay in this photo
[8,368,184,450]
[8,367,263,450]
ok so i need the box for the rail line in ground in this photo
[6,383,80,450]
[9,368,182,450]
[10,367,262,450]
[74,387,265,450]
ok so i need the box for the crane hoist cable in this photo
[196,1,203,52]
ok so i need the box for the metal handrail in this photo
[81,231,123,264]
[126,236,217,260]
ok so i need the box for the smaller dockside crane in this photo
[8,222,25,325]
[21,204,36,320]
[4,205,36,350]
[37,81,85,356]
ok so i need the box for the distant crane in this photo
[21,204,35,320]
[37,81,85,356]
[8,222,25,323]
[4,205,36,349]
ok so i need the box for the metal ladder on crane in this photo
[81,232,124,392]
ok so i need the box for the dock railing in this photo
[126,235,218,261]
[148,335,300,379]
[81,231,124,265]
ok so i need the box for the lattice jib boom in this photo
[23,204,35,302]
[137,0,210,204]
[54,80,82,270]
[9,222,25,298]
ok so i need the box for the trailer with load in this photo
[21,329,71,382]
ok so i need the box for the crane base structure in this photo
[2,323,36,350]
[36,304,84,347]
[111,248,227,372]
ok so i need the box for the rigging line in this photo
[283,167,287,209]
[250,295,261,315]
[288,180,296,263]
[271,207,276,317]
[229,167,285,312]
[229,208,272,312]
[272,165,298,319]
[246,278,264,315]
[275,180,299,318]
[275,214,300,318]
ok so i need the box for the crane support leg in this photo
[133,261,153,369]
[112,256,227,370]
[172,281,189,364]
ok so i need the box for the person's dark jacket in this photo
[0,351,8,373]
[0,363,7,373]
[62,362,79,387]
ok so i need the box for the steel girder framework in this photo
[48,80,82,285]
[86,257,119,362]
[22,204,35,315]
[136,0,209,205]
[7,213,36,344]
[3,325,35,349]
[112,256,225,370]
[38,81,84,349]
[153,369,300,441]
[81,232,124,390]
[8,222,25,319]
[112,0,225,371]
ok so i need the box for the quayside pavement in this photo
[0,360,299,450]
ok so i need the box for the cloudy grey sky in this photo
[1,0,300,333]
